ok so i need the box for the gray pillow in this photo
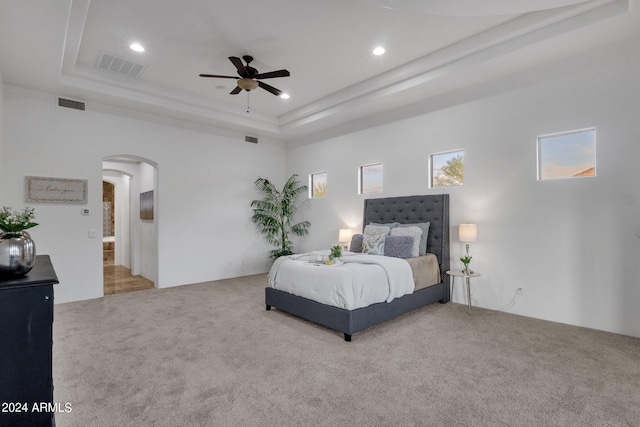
[369,222,399,229]
[397,222,430,256]
[390,226,421,258]
[350,234,363,253]
[363,224,391,236]
[384,235,415,259]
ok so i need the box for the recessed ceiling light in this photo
[130,43,145,53]
[279,93,290,99]
[373,46,385,56]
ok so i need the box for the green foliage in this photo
[329,244,342,260]
[0,206,38,233]
[251,175,311,259]
[459,255,472,266]
[433,155,464,187]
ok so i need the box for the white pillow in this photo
[362,234,386,255]
[390,226,422,258]
[363,224,391,236]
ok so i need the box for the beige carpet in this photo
[52,274,640,427]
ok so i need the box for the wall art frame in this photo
[25,176,88,204]
[140,190,154,220]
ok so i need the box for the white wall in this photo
[138,161,156,282]
[1,85,285,303]
[286,36,640,338]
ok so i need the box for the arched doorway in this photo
[102,155,158,295]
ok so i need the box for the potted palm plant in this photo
[251,174,311,259]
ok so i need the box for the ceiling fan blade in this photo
[258,81,282,96]
[199,74,237,79]
[229,56,249,78]
[230,86,242,95]
[254,69,290,79]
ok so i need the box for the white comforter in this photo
[268,251,415,310]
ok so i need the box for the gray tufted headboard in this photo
[363,194,450,283]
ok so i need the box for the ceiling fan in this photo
[199,55,290,96]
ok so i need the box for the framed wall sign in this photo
[25,176,88,204]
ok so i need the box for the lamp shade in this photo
[338,228,353,243]
[459,224,477,242]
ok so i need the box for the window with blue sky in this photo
[310,172,327,198]
[537,128,595,180]
[430,150,464,188]
[359,163,383,194]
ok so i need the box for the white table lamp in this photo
[338,228,353,250]
[459,223,477,256]
[459,223,477,274]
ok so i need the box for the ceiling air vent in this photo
[57,97,85,111]
[245,136,258,144]
[97,52,145,79]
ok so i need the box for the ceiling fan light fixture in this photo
[373,46,386,56]
[200,56,289,97]
[237,78,259,91]
[279,93,290,99]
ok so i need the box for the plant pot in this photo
[0,231,36,275]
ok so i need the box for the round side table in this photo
[446,270,481,314]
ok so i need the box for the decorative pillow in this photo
[383,235,415,259]
[362,234,386,256]
[397,222,430,255]
[369,222,399,229]
[350,234,363,253]
[363,224,391,236]
[390,226,422,258]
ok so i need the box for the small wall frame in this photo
[140,190,154,220]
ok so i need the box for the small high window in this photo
[537,128,596,180]
[310,172,327,198]
[359,163,383,195]
[430,150,464,188]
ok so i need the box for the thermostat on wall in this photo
[82,208,90,215]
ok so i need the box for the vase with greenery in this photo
[251,175,311,259]
[0,206,38,233]
[329,244,342,263]
[460,255,472,275]
[0,206,38,275]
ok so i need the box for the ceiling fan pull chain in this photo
[247,91,250,114]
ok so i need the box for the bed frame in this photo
[265,194,450,341]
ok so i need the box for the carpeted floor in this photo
[52,274,640,427]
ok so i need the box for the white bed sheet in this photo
[268,251,415,310]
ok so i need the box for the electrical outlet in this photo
[516,287,524,296]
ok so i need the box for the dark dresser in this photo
[0,255,59,427]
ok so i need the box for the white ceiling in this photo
[0,0,637,141]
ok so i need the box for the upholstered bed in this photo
[265,194,450,341]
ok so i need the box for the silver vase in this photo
[0,230,36,275]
